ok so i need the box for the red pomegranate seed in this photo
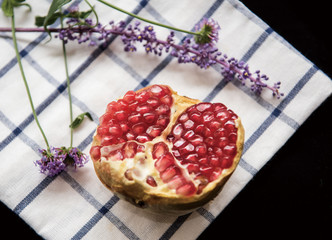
[195,144,207,156]
[179,143,194,155]
[136,104,152,114]
[109,124,122,137]
[185,153,198,162]
[123,142,138,158]
[220,156,232,168]
[183,119,195,130]
[123,90,136,103]
[155,104,170,115]
[136,134,151,143]
[167,176,185,189]
[176,182,196,196]
[90,146,101,161]
[109,150,124,161]
[160,166,179,182]
[132,122,147,135]
[147,97,160,107]
[183,130,195,140]
[124,169,134,180]
[146,125,163,138]
[150,85,165,97]
[136,91,150,102]
[152,142,169,159]
[128,112,142,124]
[146,176,157,187]
[223,144,236,156]
[156,115,169,127]
[210,167,222,181]
[172,123,184,138]
[155,153,174,172]
[143,112,156,123]
[196,102,212,112]
[173,138,187,148]
[187,163,200,174]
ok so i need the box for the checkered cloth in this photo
[1,0,331,239]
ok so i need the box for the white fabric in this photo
[0,0,331,239]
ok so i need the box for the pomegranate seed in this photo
[156,115,170,127]
[228,132,237,143]
[117,99,128,109]
[189,111,202,122]
[172,123,184,138]
[90,146,101,161]
[200,165,213,176]
[128,101,138,110]
[160,95,173,106]
[179,143,195,155]
[176,182,196,196]
[189,135,203,145]
[187,163,200,174]
[209,155,220,167]
[210,167,222,181]
[125,131,135,141]
[183,119,195,130]
[220,156,232,168]
[120,123,130,132]
[99,113,113,125]
[185,153,198,162]
[173,138,187,148]
[143,112,156,123]
[167,175,185,189]
[136,104,152,114]
[155,153,174,172]
[132,122,147,135]
[195,144,207,155]
[224,120,236,132]
[146,176,157,187]
[218,137,228,148]
[109,150,124,161]
[136,91,150,102]
[123,142,138,158]
[128,112,142,124]
[160,166,179,182]
[137,144,145,152]
[101,135,116,146]
[136,134,151,143]
[195,124,204,134]
[223,144,236,156]
[123,90,136,103]
[198,157,208,165]
[114,110,128,121]
[183,130,195,140]
[109,124,122,137]
[213,103,226,111]
[152,142,169,159]
[124,169,134,180]
[179,113,189,123]
[146,125,162,138]
[202,111,215,122]
[209,120,222,130]
[196,102,212,112]
[97,126,109,136]
[146,97,160,107]
[204,137,215,146]
[155,104,170,115]
[106,101,119,113]
[214,127,226,138]
[150,85,165,97]
[215,110,231,123]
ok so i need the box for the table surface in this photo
[1,0,331,239]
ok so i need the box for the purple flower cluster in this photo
[55,16,283,98]
[35,147,89,177]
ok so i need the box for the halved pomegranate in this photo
[90,84,244,215]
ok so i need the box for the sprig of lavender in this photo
[54,17,283,98]
[2,0,90,177]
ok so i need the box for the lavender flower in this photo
[35,147,89,177]
[54,16,283,98]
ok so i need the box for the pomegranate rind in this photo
[91,85,244,215]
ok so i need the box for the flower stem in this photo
[10,14,50,150]
[61,21,74,148]
[96,0,199,36]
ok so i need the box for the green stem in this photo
[96,0,199,36]
[11,14,50,150]
[61,21,74,148]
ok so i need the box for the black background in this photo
[1,0,331,239]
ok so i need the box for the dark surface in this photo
[1,0,331,239]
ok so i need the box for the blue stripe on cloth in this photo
[159,213,191,240]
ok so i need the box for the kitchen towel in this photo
[0,0,331,239]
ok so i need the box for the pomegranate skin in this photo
[91,85,244,215]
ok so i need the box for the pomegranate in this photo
[90,85,244,214]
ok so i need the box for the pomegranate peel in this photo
[90,84,244,215]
